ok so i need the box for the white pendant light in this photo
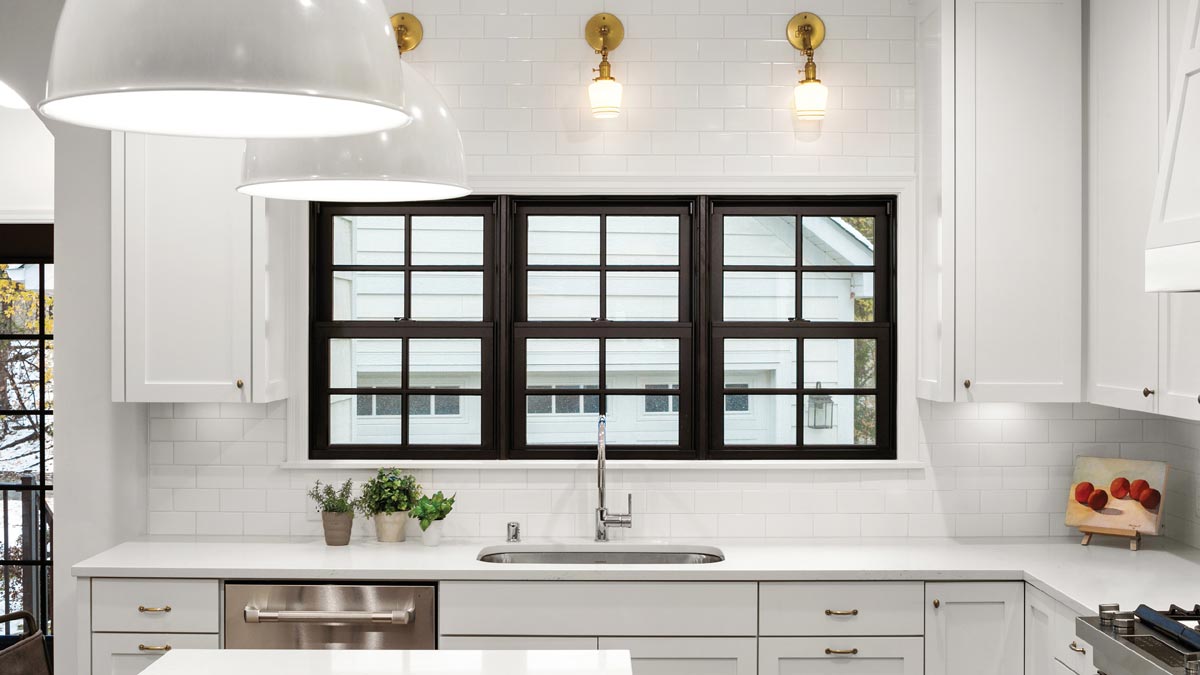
[0,80,29,109]
[38,0,411,138]
[239,16,469,203]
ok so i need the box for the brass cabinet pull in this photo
[138,644,172,652]
[963,379,972,389]
[138,605,172,613]
[825,648,859,656]
[1143,387,1155,397]
[236,379,245,389]
[1068,641,1086,655]
[825,609,859,616]
[932,599,940,608]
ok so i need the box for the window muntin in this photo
[310,198,895,461]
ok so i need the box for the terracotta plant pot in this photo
[422,520,445,547]
[374,512,408,542]
[321,511,353,546]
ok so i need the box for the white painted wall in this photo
[0,107,54,221]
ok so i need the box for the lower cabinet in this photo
[1026,584,1094,675]
[925,582,1024,675]
[440,636,599,649]
[760,637,922,675]
[91,633,219,675]
[599,637,756,675]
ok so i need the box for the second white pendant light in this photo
[39,0,411,138]
[239,14,469,203]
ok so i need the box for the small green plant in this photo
[356,468,422,516]
[307,479,355,513]
[411,491,456,531]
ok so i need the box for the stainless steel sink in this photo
[477,544,725,565]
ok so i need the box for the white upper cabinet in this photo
[112,132,296,403]
[1086,0,1167,412]
[954,0,1083,402]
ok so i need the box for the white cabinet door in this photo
[925,582,1023,675]
[1087,0,1166,412]
[440,637,599,650]
[1053,659,1080,675]
[1025,584,1059,675]
[759,637,922,675]
[954,0,1083,402]
[91,633,218,675]
[115,132,252,403]
[598,638,755,675]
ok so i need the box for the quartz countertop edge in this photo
[73,537,1200,617]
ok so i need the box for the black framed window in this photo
[0,224,54,642]
[709,199,893,459]
[309,196,895,461]
[310,203,498,459]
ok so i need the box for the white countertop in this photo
[74,536,1200,616]
[141,650,632,675]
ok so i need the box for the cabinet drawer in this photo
[92,632,218,675]
[92,579,219,633]
[440,582,757,637]
[760,637,923,675]
[760,582,924,636]
[440,636,599,650]
[1054,601,1093,674]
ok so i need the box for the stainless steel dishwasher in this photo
[224,583,436,650]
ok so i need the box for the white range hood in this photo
[1146,0,1200,292]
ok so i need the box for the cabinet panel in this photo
[92,578,219,634]
[759,582,924,636]
[954,0,1083,402]
[117,132,252,402]
[1053,599,1093,674]
[439,636,599,650]
[1025,584,1058,675]
[598,637,755,675]
[1087,0,1165,411]
[439,582,757,637]
[759,637,922,675]
[91,632,218,675]
[1159,292,1200,419]
[925,582,1023,675]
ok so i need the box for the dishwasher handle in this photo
[244,607,413,625]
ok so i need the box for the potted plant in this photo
[356,468,421,542]
[307,479,356,546]
[411,491,455,546]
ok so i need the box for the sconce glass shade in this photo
[0,80,28,109]
[589,78,623,119]
[239,62,470,202]
[39,0,411,138]
[794,80,829,121]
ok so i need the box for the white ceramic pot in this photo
[422,520,445,547]
[374,512,408,543]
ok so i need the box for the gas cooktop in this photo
[1077,604,1200,675]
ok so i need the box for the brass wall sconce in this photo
[390,13,425,56]
[787,12,829,120]
[585,13,625,119]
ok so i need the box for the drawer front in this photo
[1053,601,1093,673]
[599,637,757,675]
[760,582,925,636]
[440,636,600,650]
[93,579,219,633]
[759,637,923,675]
[91,632,218,675]
[440,582,758,637]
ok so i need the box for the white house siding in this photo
[331,213,872,447]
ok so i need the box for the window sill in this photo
[280,459,926,471]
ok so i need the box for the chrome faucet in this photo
[595,415,632,541]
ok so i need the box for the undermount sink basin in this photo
[477,544,725,565]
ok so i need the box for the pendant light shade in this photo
[239,62,470,202]
[39,0,411,138]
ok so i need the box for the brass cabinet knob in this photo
[963,379,971,389]
[236,379,245,389]
[932,599,940,608]
[1143,387,1155,397]
[1068,641,1086,654]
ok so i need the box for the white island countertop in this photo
[141,650,632,675]
[74,536,1200,616]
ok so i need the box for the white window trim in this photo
[286,176,922,470]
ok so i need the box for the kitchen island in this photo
[141,650,633,675]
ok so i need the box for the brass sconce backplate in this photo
[786,12,826,51]
[585,13,625,52]
[391,13,424,53]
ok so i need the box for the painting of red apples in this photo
[1066,456,1168,536]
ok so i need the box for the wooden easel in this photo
[1079,525,1142,551]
